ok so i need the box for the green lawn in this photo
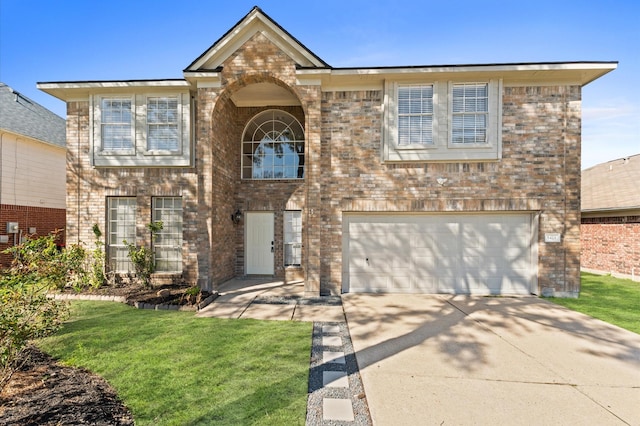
[38,302,312,425]
[548,272,640,334]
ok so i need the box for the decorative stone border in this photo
[50,292,219,312]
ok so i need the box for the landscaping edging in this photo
[50,292,219,312]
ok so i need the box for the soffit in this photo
[297,62,618,89]
[230,83,300,107]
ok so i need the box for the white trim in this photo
[383,79,502,162]
[92,91,192,167]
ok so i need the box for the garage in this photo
[342,213,537,294]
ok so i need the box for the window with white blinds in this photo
[452,83,488,144]
[398,85,433,145]
[92,92,191,167]
[152,197,183,272]
[383,79,501,162]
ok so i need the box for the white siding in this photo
[0,132,66,209]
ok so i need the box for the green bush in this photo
[1,234,71,391]
[124,221,163,288]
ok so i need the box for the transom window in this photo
[152,197,183,272]
[398,85,433,145]
[147,97,179,151]
[101,98,133,151]
[107,197,136,272]
[452,83,488,144]
[242,110,305,179]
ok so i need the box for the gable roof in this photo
[0,82,65,148]
[184,6,329,72]
[582,154,640,212]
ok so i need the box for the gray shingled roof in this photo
[582,154,640,212]
[0,82,65,147]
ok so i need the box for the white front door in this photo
[246,212,275,275]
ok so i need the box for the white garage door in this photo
[342,213,537,295]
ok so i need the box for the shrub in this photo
[0,234,71,391]
[124,221,163,288]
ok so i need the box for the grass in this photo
[38,301,312,425]
[547,272,640,334]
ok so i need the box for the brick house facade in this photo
[38,7,616,296]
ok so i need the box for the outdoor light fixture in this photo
[231,209,242,225]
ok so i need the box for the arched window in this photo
[242,110,305,179]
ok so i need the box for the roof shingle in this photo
[582,154,640,211]
[0,82,65,148]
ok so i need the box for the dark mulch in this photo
[0,283,212,425]
[0,346,134,425]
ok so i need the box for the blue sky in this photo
[1,0,638,169]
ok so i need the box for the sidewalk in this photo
[195,277,345,322]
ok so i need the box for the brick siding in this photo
[0,204,66,268]
[581,216,640,278]
[62,32,584,296]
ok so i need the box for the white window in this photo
[398,85,433,146]
[284,211,302,266]
[147,97,180,152]
[101,98,133,152]
[383,79,502,162]
[107,197,136,273]
[152,197,183,273]
[92,92,191,167]
[451,83,488,144]
[241,110,305,180]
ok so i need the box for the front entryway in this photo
[245,212,274,275]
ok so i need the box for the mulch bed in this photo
[0,283,212,425]
[0,346,134,425]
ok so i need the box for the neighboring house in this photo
[0,82,66,268]
[38,7,616,297]
[581,154,640,281]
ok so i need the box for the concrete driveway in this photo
[342,294,640,425]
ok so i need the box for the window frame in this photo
[145,96,182,155]
[106,197,137,273]
[99,97,135,155]
[283,210,302,267]
[396,84,435,148]
[449,82,490,147]
[241,109,305,180]
[91,92,191,167]
[382,79,502,162]
[152,197,183,273]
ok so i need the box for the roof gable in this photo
[185,7,329,72]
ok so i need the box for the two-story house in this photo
[38,7,616,297]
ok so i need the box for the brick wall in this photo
[581,216,640,279]
[65,101,201,286]
[318,86,582,295]
[0,204,66,268]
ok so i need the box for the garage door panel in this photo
[344,213,535,294]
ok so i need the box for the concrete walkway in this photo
[196,277,345,322]
[343,294,640,425]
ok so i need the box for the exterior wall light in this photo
[231,209,242,225]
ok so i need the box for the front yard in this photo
[36,302,311,425]
[547,272,640,334]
